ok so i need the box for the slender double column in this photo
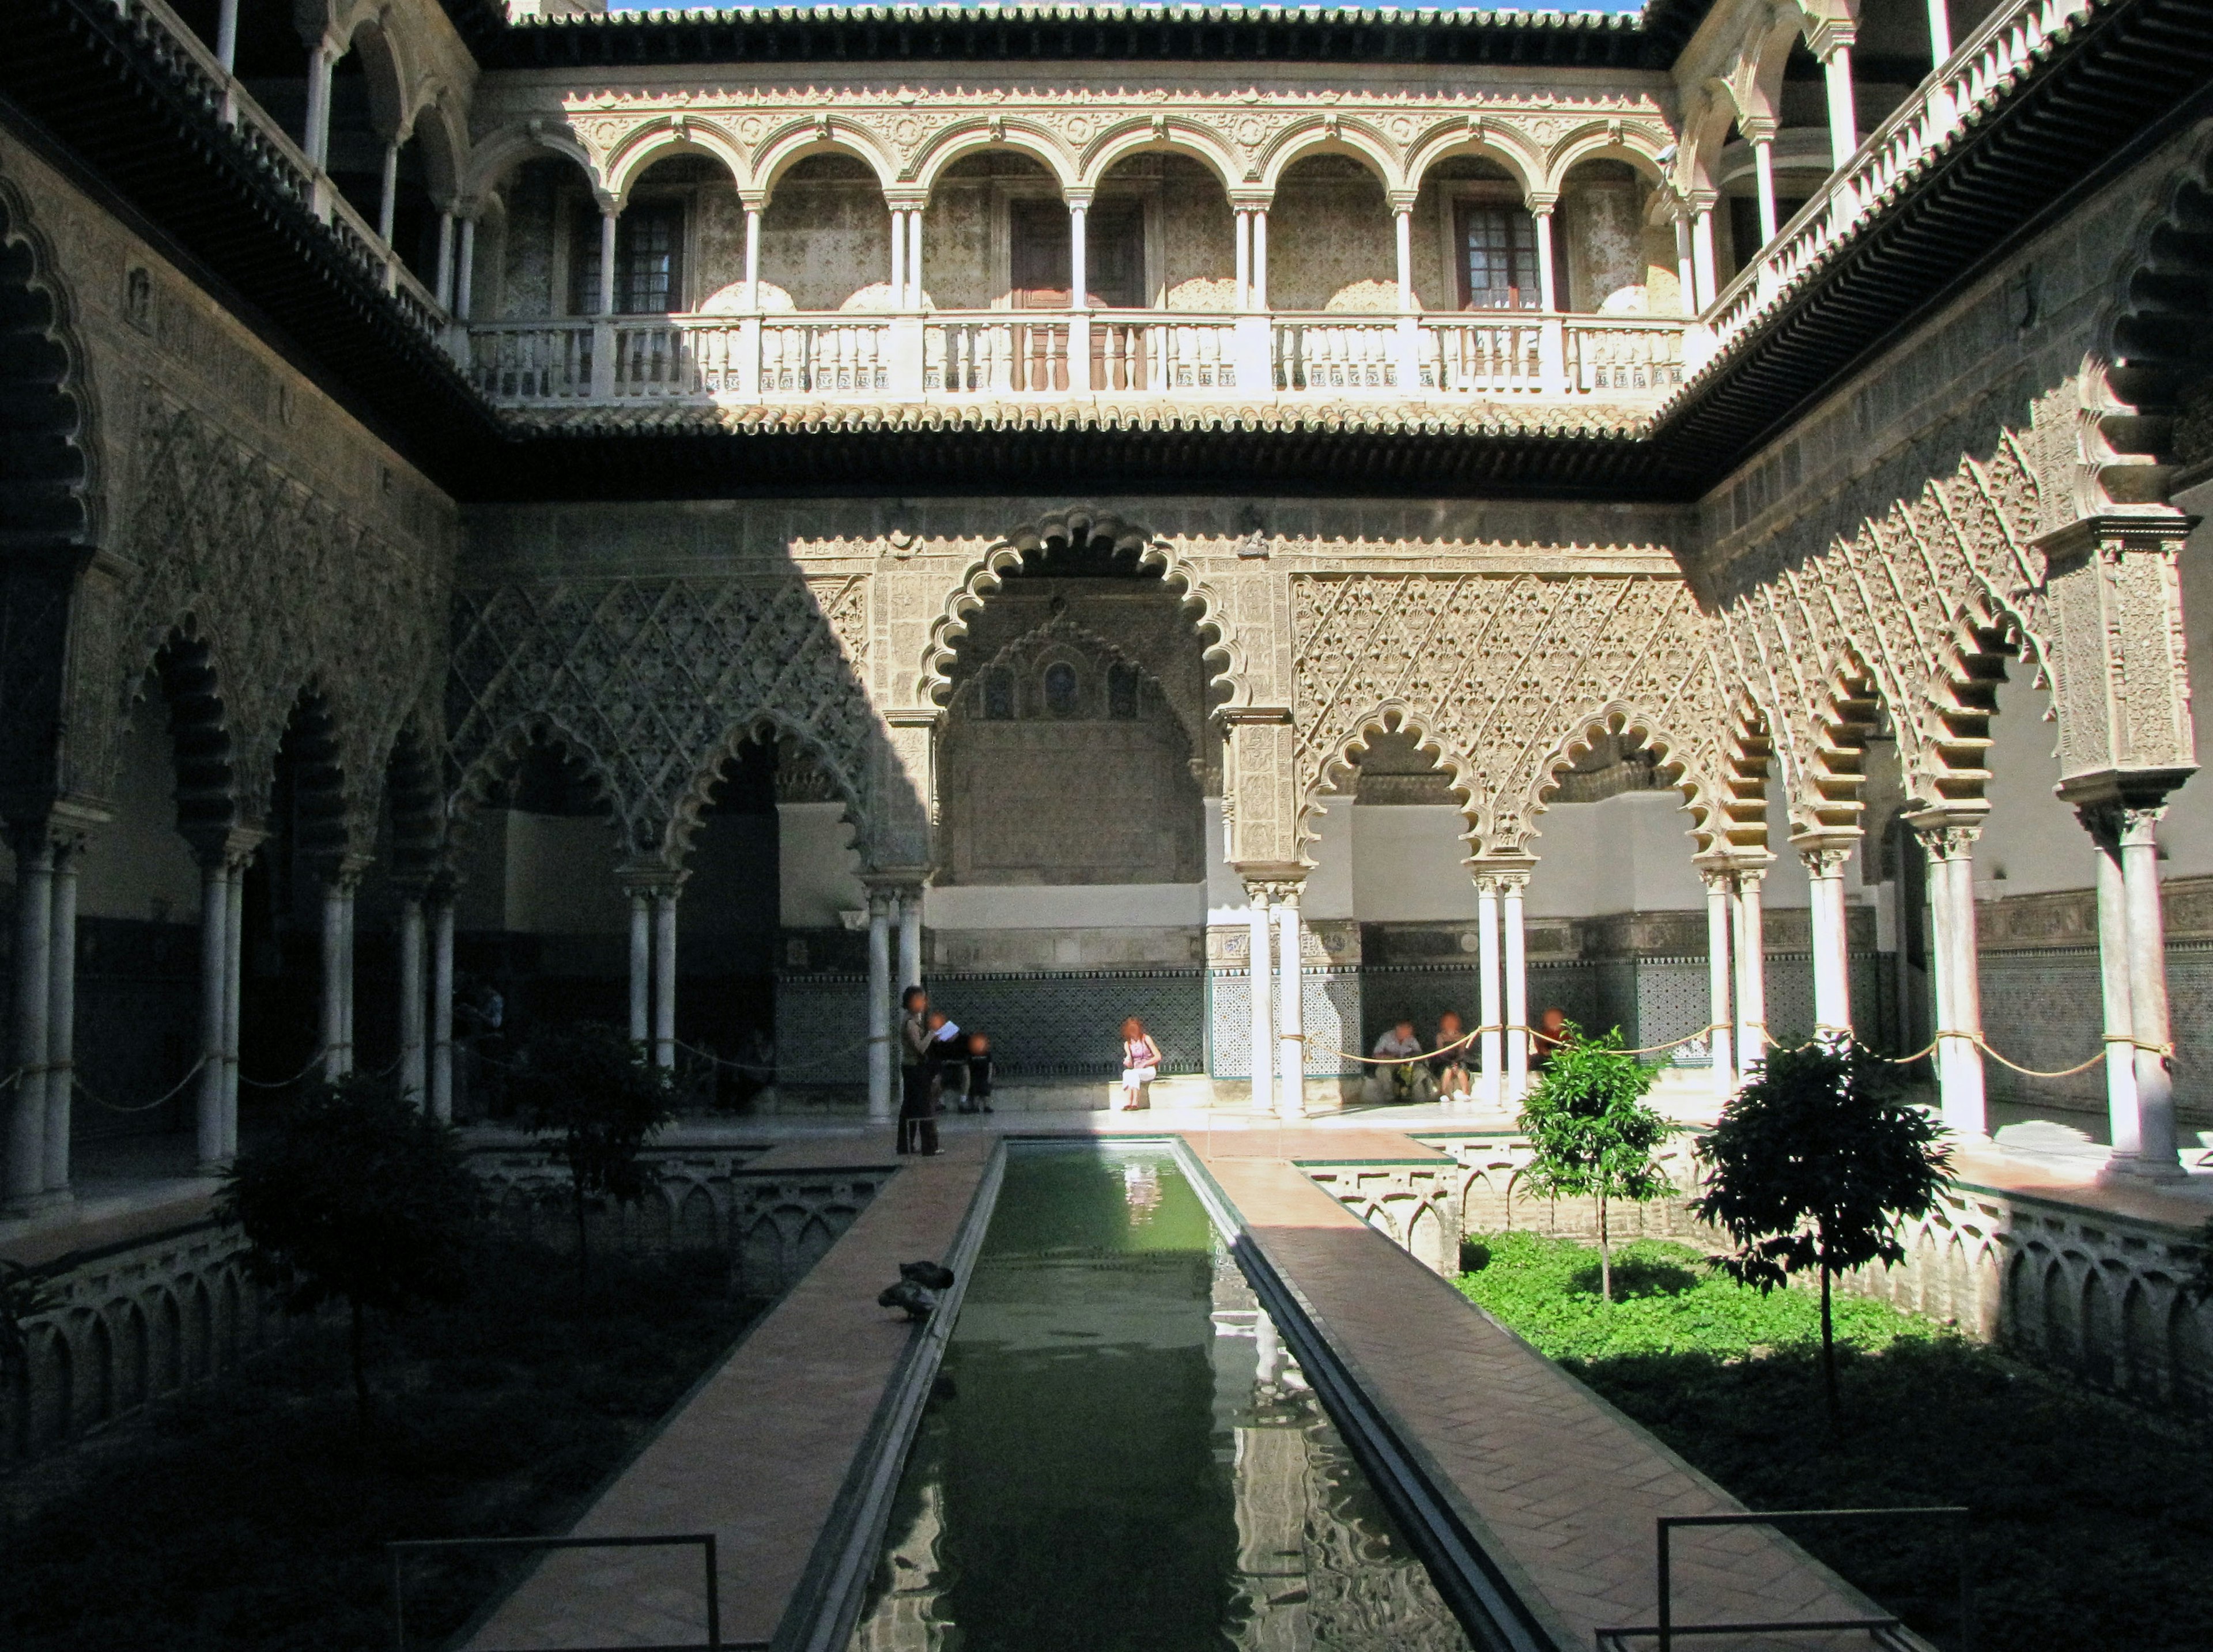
[1273,884,1305,1120]
[318,857,367,1081]
[2080,802,2185,1179]
[1474,873,1503,1108]
[1819,37,1860,167]
[1746,118,1780,245]
[197,831,260,1169]
[1797,836,1857,1040]
[1912,814,1985,1138]
[896,887,924,997]
[1244,884,1274,1117]
[1733,863,1770,1078]
[865,887,894,1122]
[397,890,427,1103]
[1501,871,1530,1105]
[621,869,685,1070]
[7,825,55,1211]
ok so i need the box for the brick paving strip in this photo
[463,1133,994,1652]
[1190,1128,1915,1652]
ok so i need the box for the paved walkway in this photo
[1191,1130,1897,1652]
[464,1135,994,1651]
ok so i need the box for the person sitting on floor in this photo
[1371,1016,1429,1104]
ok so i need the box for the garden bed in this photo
[1457,1231,2213,1652]
[0,1239,764,1652]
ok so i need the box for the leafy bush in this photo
[511,1022,675,1277]
[217,1075,484,1424]
[1695,1036,1951,1427]
[1515,1023,1672,1299]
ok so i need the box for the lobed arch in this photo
[2097,121,2213,508]
[1294,702,1478,851]
[275,684,353,866]
[0,173,96,557]
[447,712,629,853]
[602,116,750,209]
[1505,702,1722,857]
[1902,597,2051,819]
[1403,127,1545,202]
[1789,645,1888,840]
[1712,687,1777,856]
[460,123,605,215]
[1078,118,1244,195]
[662,710,871,871]
[382,716,446,884]
[1256,118,1405,196]
[919,506,1244,713]
[907,118,1078,197]
[131,628,241,845]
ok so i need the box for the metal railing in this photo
[1593,1506,1972,1652]
[386,1532,726,1652]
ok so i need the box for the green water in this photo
[848,1145,1473,1652]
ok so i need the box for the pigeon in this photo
[901,1260,956,1291]
[878,1279,937,1321]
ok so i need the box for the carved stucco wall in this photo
[0,131,456,845]
[1692,128,2210,836]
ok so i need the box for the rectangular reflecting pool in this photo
[849,1144,1475,1652]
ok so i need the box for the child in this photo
[965,1030,995,1115]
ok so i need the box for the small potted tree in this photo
[218,1075,484,1428]
[1516,1022,1673,1301]
[511,1022,676,1279]
[1695,1037,1953,1429]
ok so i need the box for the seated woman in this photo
[1429,1010,1474,1102]
[1120,1016,1162,1111]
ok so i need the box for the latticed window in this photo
[571,202,685,315]
[1458,205,1539,311]
[1043,661,1081,719]
[1107,662,1140,720]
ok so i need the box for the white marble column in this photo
[44,833,80,1194]
[628,890,651,1044]
[1800,838,1855,1039]
[1250,208,1268,308]
[7,828,53,1211]
[1475,874,1502,1107]
[652,887,678,1071]
[866,889,893,1122]
[455,216,477,321]
[1501,871,1530,1104]
[1532,205,1559,312]
[1914,816,1985,1137]
[1700,867,1736,1094]
[742,204,762,310]
[398,893,426,1104]
[1925,0,1953,63]
[1392,205,1414,311]
[1234,209,1251,309]
[222,848,246,1152]
[2117,806,2183,1177]
[1672,210,1697,317]
[598,207,619,317]
[338,878,357,1077]
[1750,124,1780,245]
[430,890,455,1123]
[1245,883,1274,1117]
[2085,823,2139,1155]
[1274,886,1304,1119]
[897,888,924,995]
[907,207,923,309]
[197,856,229,1169]
[303,37,337,169]
[1733,865,1768,1076]
[377,140,399,242]
[1822,44,1860,166]
[1691,197,1719,311]
[320,878,348,1080]
[889,207,908,309]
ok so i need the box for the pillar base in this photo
[2097,1151,2192,1185]
[2,1187,73,1219]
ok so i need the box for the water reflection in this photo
[849,1148,1470,1652]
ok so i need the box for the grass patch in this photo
[1459,1230,2213,1652]
[0,1239,763,1652]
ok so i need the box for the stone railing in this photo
[467,309,1685,407]
[1695,0,2095,368]
[117,0,450,343]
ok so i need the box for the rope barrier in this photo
[673,1034,886,1078]
[237,1049,332,1090]
[72,1056,208,1115]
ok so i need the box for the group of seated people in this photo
[1365,1006,1568,1106]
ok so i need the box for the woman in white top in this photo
[1120,1016,1163,1111]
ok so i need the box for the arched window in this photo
[1107,661,1141,720]
[1043,661,1081,719]
[982,668,1015,721]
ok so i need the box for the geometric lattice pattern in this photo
[1205,969,1365,1079]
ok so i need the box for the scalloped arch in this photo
[1503,702,1722,857]
[1294,701,1479,851]
[662,708,870,868]
[448,712,627,858]
[917,506,1244,711]
[0,173,95,558]
[909,119,1078,194]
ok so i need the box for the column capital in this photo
[1467,853,1536,893]
[1259,878,1304,908]
[884,190,928,213]
[1806,19,1856,58]
[1525,191,1559,216]
[1905,808,1983,861]
[1739,115,1780,145]
[1386,189,1419,215]
[1228,190,1273,212]
[2075,797,2169,852]
[617,862,690,897]
[1790,831,1859,878]
[209,827,269,875]
[1240,880,1274,908]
